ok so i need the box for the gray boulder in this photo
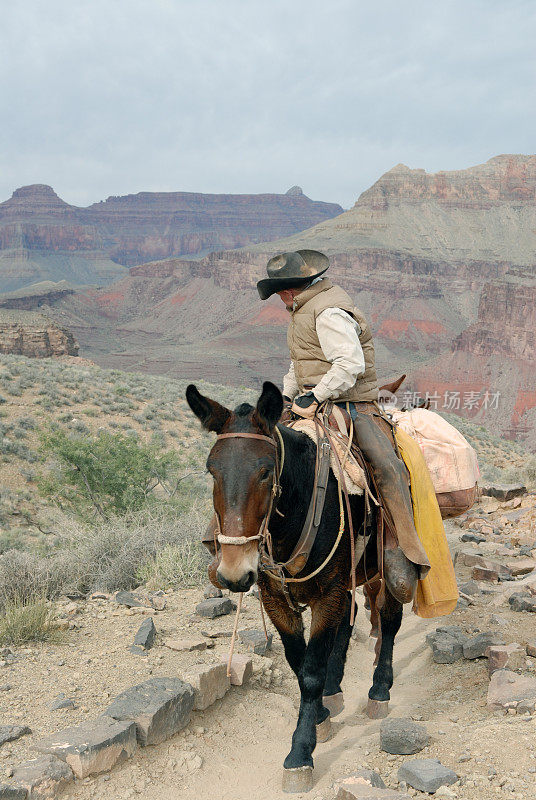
[462,632,505,659]
[380,718,430,755]
[104,677,194,746]
[0,725,31,746]
[195,597,233,618]
[398,759,458,793]
[133,617,156,650]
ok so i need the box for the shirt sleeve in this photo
[282,361,299,400]
[312,308,366,403]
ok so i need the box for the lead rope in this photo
[226,591,243,677]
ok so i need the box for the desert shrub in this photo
[0,595,59,645]
[17,416,37,430]
[39,428,182,519]
[137,540,207,590]
[0,550,59,608]
[47,505,210,594]
[525,455,536,487]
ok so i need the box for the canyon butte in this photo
[1,155,535,448]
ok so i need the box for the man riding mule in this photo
[257,249,430,584]
[185,251,433,793]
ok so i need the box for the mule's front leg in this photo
[283,592,345,790]
[323,591,356,717]
[259,584,306,676]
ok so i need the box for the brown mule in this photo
[186,381,419,793]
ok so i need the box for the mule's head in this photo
[186,381,283,592]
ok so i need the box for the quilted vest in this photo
[287,278,378,403]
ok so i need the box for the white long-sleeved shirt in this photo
[282,306,366,402]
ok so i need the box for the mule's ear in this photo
[186,384,231,433]
[253,381,284,433]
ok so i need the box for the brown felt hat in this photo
[256,250,330,300]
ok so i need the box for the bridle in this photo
[212,429,284,549]
[212,421,347,610]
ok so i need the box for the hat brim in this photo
[256,267,328,300]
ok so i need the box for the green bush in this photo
[39,428,182,518]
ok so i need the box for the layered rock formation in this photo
[0,281,76,310]
[4,156,535,445]
[0,310,79,358]
[0,184,342,292]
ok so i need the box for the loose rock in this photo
[195,598,233,618]
[509,594,536,613]
[220,654,253,686]
[481,484,526,501]
[203,585,223,599]
[133,617,156,650]
[0,784,27,799]
[50,694,77,710]
[427,627,466,663]
[486,644,525,675]
[11,754,73,798]
[104,677,194,746]
[34,716,137,779]
[0,726,31,747]
[164,638,207,653]
[335,778,410,800]
[238,629,273,655]
[487,669,536,711]
[397,759,458,794]
[182,663,230,710]
[380,718,430,755]
[114,591,145,608]
[462,632,505,659]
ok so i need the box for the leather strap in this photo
[216,432,276,446]
[276,417,332,576]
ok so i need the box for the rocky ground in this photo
[1,490,536,799]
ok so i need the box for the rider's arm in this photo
[312,308,365,403]
[282,361,299,400]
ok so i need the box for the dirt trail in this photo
[68,609,444,800]
[68,577,536,800]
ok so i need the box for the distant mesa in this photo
[0,183,343,293]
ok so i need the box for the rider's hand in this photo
[280,395,294,423]
[291,391,319,419]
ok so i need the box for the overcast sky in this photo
[1,0,535,208]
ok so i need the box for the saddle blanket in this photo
[290,418,366,495]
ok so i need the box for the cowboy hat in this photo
[256,250,330,300]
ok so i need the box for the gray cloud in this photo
[1,0,535,207]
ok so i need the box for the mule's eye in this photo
[260,467,272,482]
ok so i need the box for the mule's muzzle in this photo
[216,569,257,593]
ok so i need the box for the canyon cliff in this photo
[0,310,79,358]
[0,184,342,293]
[3,155,535,446]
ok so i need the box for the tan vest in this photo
[287,278,378,403]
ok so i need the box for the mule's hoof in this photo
[316,715,331,743]
[366,698,389,719]
[282,766,314,793]
[323,692,344,717]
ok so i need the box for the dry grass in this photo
[0,595,60,645]
[0,504,211,607]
